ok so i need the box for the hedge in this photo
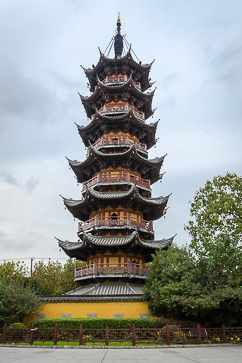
[31,318,159,329]
[8,323,26,329]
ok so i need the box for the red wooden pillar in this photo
[30,325,34,345]
[166,324,170,345]
[79,324,83,345]
[54,324,58,345]
[197,324,202,344]
[105,325,109,346]
[132,324,136,346]
[2,324,7,344]
[222,324,227,343]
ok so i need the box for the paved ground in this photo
[0,345,242,363]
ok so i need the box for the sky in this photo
[0,0,242,266]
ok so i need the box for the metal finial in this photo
[114,12,123,58]
[117,12,121,26]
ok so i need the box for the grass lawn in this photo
[6,340,165,346]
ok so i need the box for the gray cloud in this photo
[212,41,242,87]
[25,177,39,193]
[0,171,19,186]
[0,57,56,125]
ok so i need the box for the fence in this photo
[0,324,241,345]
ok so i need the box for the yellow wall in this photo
[35,301,151,319]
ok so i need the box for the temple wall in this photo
[25,301,152,324]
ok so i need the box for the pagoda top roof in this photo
[82,49,154,92]
[75,108,158,149]
[57,231,175,262]
[66,144,166,184]
[61,185,170,221]
[79,77,156,120]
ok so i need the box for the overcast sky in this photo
[0,0,242,266]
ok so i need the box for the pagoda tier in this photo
[83,49,154,93]
[82,170,155,195]
[61,185,170,221]
[57,231,175,262]
[75,108,158,149]
[67,144,166,184]
[79,74,156,120]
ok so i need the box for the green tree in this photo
[185,172,242,244]
[30,260,63,295]
[30,258,86,295]
[143,245,197,318]
[60,258,86,294]
[144,174,242,326]
[143,245,242,326]
[0,280,9,326]
[0,280,42,326]
[0,261,28,286]
[0,258,86,296]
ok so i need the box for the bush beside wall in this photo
[31,318,159,329]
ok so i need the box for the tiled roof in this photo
[65,282,144,296]
[57,232,175,260]
[67,144,165,184]
[83,49,153,92]
[79,81,155,120]
[61,185,170,221]
[39,295,144,303]
[75,109,158,149]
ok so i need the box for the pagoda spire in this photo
[114,13,123,58]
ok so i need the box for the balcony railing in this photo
[87,136,147,155]
[102,75,127,84]
[78,216,153,232]
[102,75,141,90]
[94,104,145,121]
[75,262,149,278]
[82,172,150,191]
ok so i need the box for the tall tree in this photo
[0,280,42,326]
[185,172,242,244]
[0,261,28,286]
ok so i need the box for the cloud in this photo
[0,56,56,126]
[0,171,19,186]
[25,177,39,193]
[0,171,39,192]
[212,41,242,87]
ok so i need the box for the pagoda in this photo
[54,15,175,318]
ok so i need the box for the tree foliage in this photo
[144,173,242,326]
[185,172,242,244]
[30,259,85,295]
[0,280,42,326]
[0,258,86,296]
[143,245,242,326]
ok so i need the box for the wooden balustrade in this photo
[78,216,153,231]
[82,172,150,190]
[75,262,149,278]
[96,104,145,121]
[102,75,141,90]
[87,135,147,154]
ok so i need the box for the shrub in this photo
[31,318,159,329]
[8,323,26,329]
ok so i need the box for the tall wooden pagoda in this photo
[57,15,174,308]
